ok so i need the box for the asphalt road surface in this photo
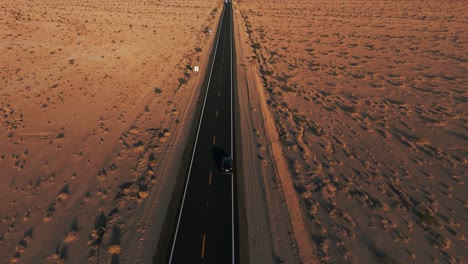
[168,2,237,264]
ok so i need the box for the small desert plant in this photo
[340,104,357,114]
[178,78,187,85]
[386,98,405,105]
[276,75,290,83]
[109,162,117,172]
[154,87,162,93]
[280,85,294,92]
[421,212,438,226]
[58,184,69,200]
[45,202,56,220]
[262,69,273,76]
[108,244,121,254]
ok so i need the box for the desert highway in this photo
[167,2,237,264]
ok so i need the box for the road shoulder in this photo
[233,5,317,264]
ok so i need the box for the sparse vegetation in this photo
[239,0,467,262]
[0,0,465,263]
[178,78,187,84]
[252,42,261,50]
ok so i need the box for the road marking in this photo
[231,171,235,264]
[229,4,235,264]
[218,90,220,96]
[206,200,209,208]
[216,109,218,117]
[201,234,206,258]
[213,135,216,144]
[209,171,212,186]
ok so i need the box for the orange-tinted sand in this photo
[0,0,221,262]
[234,0,466,263]
[1,0,467,263]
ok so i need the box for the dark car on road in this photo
[220,157,233,174]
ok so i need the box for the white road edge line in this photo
[168,5,226,264]
[230,2,235,264]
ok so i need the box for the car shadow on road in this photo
[211,146,228,170]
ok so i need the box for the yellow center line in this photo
[213,135,216,144]
[201,233,206,258]
[209,171,212,186]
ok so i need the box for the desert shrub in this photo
[436,234,451,249]
[108,245,121,254]
[308,122,325,136]
[45,202,56,220]
[178,78,187,84]
[154,87,162,93]
[340,104,357,113]
[421,212,438,226]
[109,163,117,172]
[260,68,273,76]
[386,98,405,105]
[276,75,290,83]
[281,85,294,92]
[133,141,144,148]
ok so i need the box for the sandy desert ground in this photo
[0,0,223,263]
[235,0,467,263]
[1,0,467,263]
